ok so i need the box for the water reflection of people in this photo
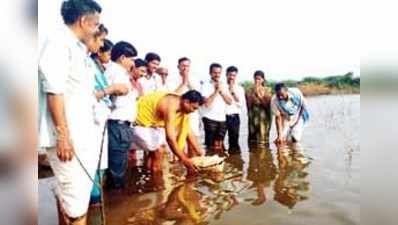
[247,146,277,206]
[273,143,311,209]
[160,182,207,225]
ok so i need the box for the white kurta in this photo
[38,26,98,218]
[137,73,163,95]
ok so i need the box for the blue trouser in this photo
[226,114,241,150]
[107,119,133,188]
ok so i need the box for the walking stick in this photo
[96,122,108,225]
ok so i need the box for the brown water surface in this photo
[39,95,360,225]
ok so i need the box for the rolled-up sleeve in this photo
[39,40,70,94]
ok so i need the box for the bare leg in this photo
[56,196,88,225]
[145,152,153,171]
[151,146,165,173]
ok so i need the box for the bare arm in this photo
[274,114,285,144]
[47,94,74,161]
[219,91,233,105]
[163,102,198,172]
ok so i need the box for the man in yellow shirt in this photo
[131,90,205,174]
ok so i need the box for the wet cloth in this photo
[133,91,191,151]
[39,25,98,218]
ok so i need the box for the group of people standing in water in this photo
[38,0,309,224]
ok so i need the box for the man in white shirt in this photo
[200,63,233,151]
[156,67,173,91]
[271,83,310,144]
[225,66,246,152]
[38,1,102,224]
[173,57,202,141]
[105,41,138,189]
[138,52,162,94]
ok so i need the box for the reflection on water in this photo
[274,144,310,209]
[102,143,312,225]
[39,95,359,225]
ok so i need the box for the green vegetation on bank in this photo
[240,72,360,96]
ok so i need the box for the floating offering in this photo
[191,155,225,172]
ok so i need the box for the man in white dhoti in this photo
[131,90,205,174]
[38,1,103,224]
[271,83,310,144]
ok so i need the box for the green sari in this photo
[246,86,272,146]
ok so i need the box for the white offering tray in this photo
[191,155,225,172]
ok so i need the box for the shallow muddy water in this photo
[39,95,360,225]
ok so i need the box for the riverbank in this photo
[240,72,360,97]
[298,83,360,96]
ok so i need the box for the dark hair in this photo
[274,82,287,92]
[253,70,266,86]
[178,57,190,65]
[99,39,113,53]
[61,0,102,25]
[226,66,238,74]
[209,63,222,73]
[93,24,108,38]
[111,41,138,62]
[134,58,147,68]
[182,90,204,105]
[254,70,265,78]
[145,52,161,63]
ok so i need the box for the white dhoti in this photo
[130,126,166,151]
[282,116,305,142]
[46,146,97,218]
[46,110,99,218]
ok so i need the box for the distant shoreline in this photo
[297,84,360,97]
[240,72,360,97]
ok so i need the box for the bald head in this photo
[156,67,168,84]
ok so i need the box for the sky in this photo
[38,0,359,83]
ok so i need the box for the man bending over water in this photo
[131,90,205,174]
[271,83,310,144]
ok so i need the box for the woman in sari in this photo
[245,70,272,146]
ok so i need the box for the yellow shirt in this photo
[135,91,190,150]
